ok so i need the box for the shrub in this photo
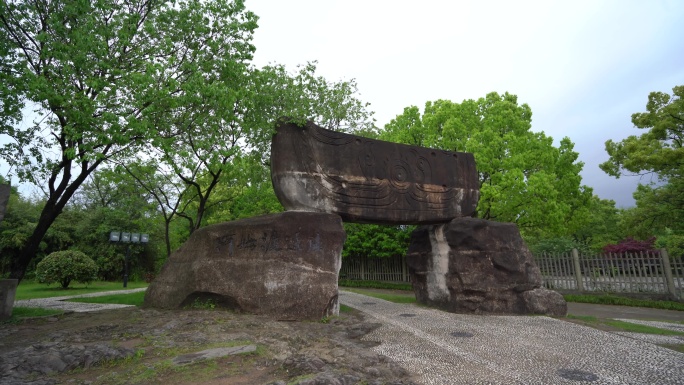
[602,237,657,254]
[35,250,98,289]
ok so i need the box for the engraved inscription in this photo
[216,229,320,255]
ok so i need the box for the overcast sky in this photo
[247,0,684,208]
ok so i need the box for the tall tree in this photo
[136,61,372,235]
[601,85,683,180]
[0,0,258,281]
[601,85,684,240]
[381,92,592,237]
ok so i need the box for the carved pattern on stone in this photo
[271,121,479,224]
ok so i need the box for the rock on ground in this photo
[0,307,418,385]
[144,212,346,321]
[407,217,567,316]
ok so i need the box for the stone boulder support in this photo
[407,217,566,316]
[144,212,345,321]
[1,279,18,320]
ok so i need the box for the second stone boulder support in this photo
[407,217,567,316]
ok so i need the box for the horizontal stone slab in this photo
[271,120,480,224]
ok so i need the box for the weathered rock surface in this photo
[1,307,417,385]
[407,217,567,316]
[0,341,134,385]
[0,184,9,224]
[0,279,18,320]
[271,120,480,224]
[144,212,346,320]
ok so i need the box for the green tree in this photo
[0,0,258,281]
[381,92,592,237]
[35,250,98,289]
[342,224,414,259]
[68,169,162,279]
[528,196,622,255]
[601,85,684,245]
[601,85,683,180]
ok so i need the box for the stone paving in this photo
[12,288,684,384]
[13,288,146,313]
[339,290,684,385]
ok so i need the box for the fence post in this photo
[401,255,408,282]
[360,257,365,281]
[660,248,677,299]
[571,248,584,292]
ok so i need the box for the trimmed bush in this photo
[35,250,98,289]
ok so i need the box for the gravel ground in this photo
[6,288,684,384]
[340,291,684,385]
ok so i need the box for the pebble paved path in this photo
[13,288,684,384]
[339,290,684,385]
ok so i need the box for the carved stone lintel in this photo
[271,120,480,224]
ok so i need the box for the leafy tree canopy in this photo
[35,250,98,289]
[601,85,684,180]
[380,92,592,237]
[0,0,258,280]
[342,223,413,259]
[601,85,684,247]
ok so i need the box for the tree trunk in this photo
[9,200,63,282]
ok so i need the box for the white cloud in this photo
[248,0,684,207]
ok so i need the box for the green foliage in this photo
[380,92,592,237]
[601,85,684,180]
[342,288,417,304]
[0,0,260,281]
[186,298,218,310]
[342,224,413,259]
[528,237,590,256]
[655,228,684,259]
[618,180,684,240]
[601,85,684,247]
[339,279,413,291]
[67,291,146,306]
[15,280,147,300]
[0,190,43,275]
[564,294,684,311]
[2,307,64,324]
[35,250,98,289]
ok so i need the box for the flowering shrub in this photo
[35,250,99,289]
[602,237,657,254]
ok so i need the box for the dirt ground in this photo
[0,305,417,385]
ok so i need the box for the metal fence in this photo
[340,249,683,299]
[340,255,410,283]
[535,249,683,299]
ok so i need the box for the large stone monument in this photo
[146,119,565,319]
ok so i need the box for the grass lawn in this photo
[564,294,684,311]
[15,280,148,300]
[341,287,417,304]
[2,307,64,324]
